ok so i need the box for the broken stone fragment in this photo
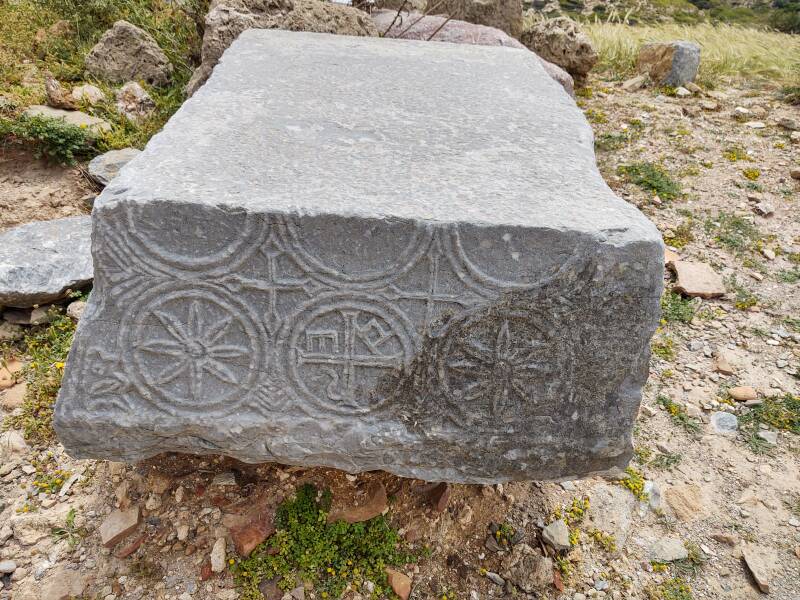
[99,506,141,547]
[88,148,141,186]
[671,260,725,299]
[22,105,111,134]
[742,544,774,594]
[648,537,688,562]
[0,216,93,308]
[328,481,387,524]
[636,41,700,87]
[541,519,570,551]
[210,537,227,573]
[520,16,597,85]
[55,30,663,483]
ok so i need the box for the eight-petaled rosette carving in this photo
[119,282,266,415]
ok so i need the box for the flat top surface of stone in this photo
[102,30,654,243]
[0,216,93,307]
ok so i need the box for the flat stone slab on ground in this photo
[55,30,663,483]
[0,216,93,308]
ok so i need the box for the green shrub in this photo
[0,114,95,164]
[661,291,696,324]
[3,310,76,443]
[617,162,682,200]
[233,484,418,600]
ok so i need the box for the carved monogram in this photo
[87,206,570,418]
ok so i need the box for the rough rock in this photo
[386,568,412,600]
[742,544,774,594]
[729,386,757,402]
[85,20,173,86]
[88,148,142,187]
[1,382,26,411]
[541,519,570,551]
[648,537,688,562]
[670,260,725,298]
[10,504,73,545]
[210,537,227,572]
[0,430,29,461]
[22,105,111,134]
[116,81,155,122]
[44,72,76,110]
[0,358,21,390]
[0,216,93,308]
[0,560,16,574]
[39,566,88,600]
[3,306,55,326]
[54,30,663,483]
[371,10,574,97]
[66,300,87,321]
[430,0,522,37]
[585,482,636,546]
[500,543,553,593]
[223,493,277,556]
[520,16,597,84]
[328,481,388,523]
[636,41,700,87]
[71,84,106,106]
[0,321,25,342]
[713,350,735,375]
[99,507,141,547]
[664,484,706,521]
[710,411,738,435]
[186,0,378,96]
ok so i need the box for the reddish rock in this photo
[730,386,757,402]
[386,567,412,600]
[227,506,277,556]
[114,533,146,559]
[671,260,725,299]
[199,560,213,581]
[99,507,140,548]
[328,481,387,524]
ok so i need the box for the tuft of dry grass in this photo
[583,22,800,86]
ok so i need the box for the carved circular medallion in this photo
[281,216,432,288]
[281,294,416,415]
[121,282,266,414]
[121,206,267,275]
[438,309,575,427]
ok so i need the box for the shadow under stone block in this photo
[54,30,663,483]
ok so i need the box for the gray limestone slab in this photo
[0,217,93,308]
[55,30,663,483]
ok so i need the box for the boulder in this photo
[85,20,173,86]
[520,16,597,85]
[115,81,155,122]
[430,0,522,38]
[54,30,663,483]
[636,41,700,88]
[0,216,93,308]
[88,148,142,186]
[186,0,378,96]
[22,105,111,134]
[371,10,573,97]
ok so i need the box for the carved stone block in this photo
[55,30,663,483]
